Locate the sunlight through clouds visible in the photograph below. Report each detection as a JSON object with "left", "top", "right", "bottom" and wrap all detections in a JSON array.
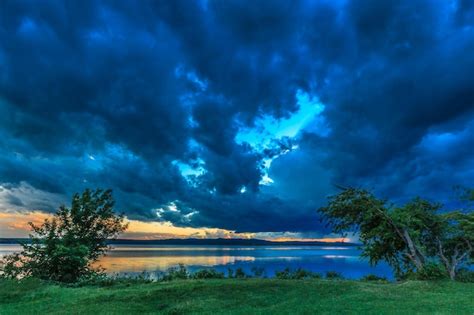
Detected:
[
  {"left": 235, "top": 90, "right": 325, "bottom": 148},
  {"left": 235, "top": 90, "right": 326, "bottom": 186}
]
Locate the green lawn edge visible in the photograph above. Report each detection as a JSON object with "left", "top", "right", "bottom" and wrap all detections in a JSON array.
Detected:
[{"left": 1, "top": 278, "right": 473, "bottom": 315}]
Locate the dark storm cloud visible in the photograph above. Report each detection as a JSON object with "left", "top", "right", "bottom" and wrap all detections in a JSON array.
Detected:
[
  {"left": 159, "top": 191, "right": 322, "bottom": 233},
  {"left": 298, "top": 0, "right": 474, "bottom": 203},
  {"left": 0, "top": 0, "right": 473, "bottom": 234}
]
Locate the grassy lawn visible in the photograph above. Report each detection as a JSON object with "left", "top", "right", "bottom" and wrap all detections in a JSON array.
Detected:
[{"left": 0, "top": 278, "right": 473, "bottom": 314}]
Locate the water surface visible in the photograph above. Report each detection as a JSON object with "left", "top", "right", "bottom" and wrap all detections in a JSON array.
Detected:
[{"left": 0, "top": 244, "right": 392, "bottom": 279}]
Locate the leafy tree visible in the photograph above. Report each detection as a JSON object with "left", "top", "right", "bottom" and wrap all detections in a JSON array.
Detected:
[
  {"left": 435, "top": 211, "right": 473, "bottom": 280},
  {"left": 319, "top": 188, "right": 430, "bottom": 276},
  {"left": 424, "top": 189, "right": 473, "bottom": 280},
  {"left": 318, "top": 187, "right": 473, "bottom": 280},
  {"left": 1, "top": 189, "right": 128, "bottom": 283}
]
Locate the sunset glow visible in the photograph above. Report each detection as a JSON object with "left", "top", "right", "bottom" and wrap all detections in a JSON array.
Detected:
[{"left": 0, "top": 211, "right": 348, "bottom": 243}]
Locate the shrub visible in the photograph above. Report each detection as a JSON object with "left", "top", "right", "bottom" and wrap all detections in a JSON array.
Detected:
[
  {"left": 325, "top": 271, "right": 343, "bottom": 279},
  {"left": 411, "top": 263, "right": 448, "bottom": 281},
  {"left": 72, "top": 271, "right": 111, "bottom": 287},
  {"left": 251, "top": 267, "right": 265, "bottom": 278},
  {"left": 71, "top": 272, "right": 154, "bottom": 287},
  {"left": 361, "top": 274, "right": 388, "bottom": 282},
  {"left": 162, "top": 264, "right": 189, "bottom": 281},
  {"left": 293, "top": 268, "right": 321, "bottom": 280},
  {"left": 192, "top": 269, "right": 225, "bottom": 279},
  {"left": 275, "top": 268, "right": 291, "bottom": 279},
  {"left": 275, "top": 268, "right": 321, "bottom": 280},
  {"left": 455, "top": 269, "right": 474, "bottom": 283},
  {"left": 234, "top": 268, "right": 247, "bottom": 279}
]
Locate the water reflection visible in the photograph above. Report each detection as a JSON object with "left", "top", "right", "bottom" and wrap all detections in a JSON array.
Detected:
[
  {"left": 0, "top": 244, "right": 393, "bottom": 279},
  {"left": 95, "top": 255, "right": 255, "bottom": 272}
]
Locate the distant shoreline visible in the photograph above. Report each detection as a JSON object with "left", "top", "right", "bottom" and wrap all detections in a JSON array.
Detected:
[{"left": 0, "top": 237, "right": 358, "bottom": 247}]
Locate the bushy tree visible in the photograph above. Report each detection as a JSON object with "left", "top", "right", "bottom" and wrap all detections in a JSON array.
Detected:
[
  {"left": 1, "top": 189, "right": 128, "bottom": 282},
  {"left": 436, "top": 211, "right": 473, "bottom": 280},
  {"left": 318, "top": 187, "right": 473, "bottom": 280}
]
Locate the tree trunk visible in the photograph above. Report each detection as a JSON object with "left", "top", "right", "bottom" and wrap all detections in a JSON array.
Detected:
[
  {"left": 403, "top": 229, "right": 424, "bottom": 270},
  {"left": 437, "top": 238, "right": 472, "bottom": 281},
  {"left": 437, "top": 239, "right": 453, "bottom": 280},
  {"left": 374, "top": 207, "right": 428, "bottom": 271},
  {"left": 448, "top": 266, "right": 456, "bottom": 280}
]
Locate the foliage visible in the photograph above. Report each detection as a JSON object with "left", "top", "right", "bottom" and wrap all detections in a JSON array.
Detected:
[
  {"left": 325, "top": 271, "right": 343, "bottom": 279},
  {"left": 223, "top": 267, "right": 248, "bottom": 279},
  {"left": 233, "top": 267, "right": 247, "bottom": 278},
  {"left": 360, "top": 274, "right": 388, "bottom": 282},
  {"left": 455, "top": 269, "right": 474, "bottom": 283},
  {"left": 318, "top": 187, "right": 473, "bottom": 280},
  {"left": 274, "top": 268, "right": 291, "bottom": 279},
  {"left": 0, "top": 189, "right": 128, "bottom": 283},
  {"left": 435, "top": 211, "right": 474, "bottom": 280},
  {"left": 405, "top": 263, "right": 448, "bottom": 281},
  {"left": 250, "top": 266, "right": 265, "bottom": 278},
  {"left": 162, "top": 264, "right": 189, "bottom": 281},
  {"left": 192, "top": 269, "right": 225, "bottom": 279},
  {"left": 275, "top": 267, "right": 322, "bottom": 280},
  {"left": 71, "top": 272, "right": 154, "bottom": 287}
]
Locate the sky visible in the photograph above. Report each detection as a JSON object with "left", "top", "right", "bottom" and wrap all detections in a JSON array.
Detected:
[{"left": 0, "top": 0, "right": 474, "bottom": 241}]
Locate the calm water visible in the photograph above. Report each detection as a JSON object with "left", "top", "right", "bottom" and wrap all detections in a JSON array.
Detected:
[{"left": 0, "top": 244, "right": 392, "bottom": 279}]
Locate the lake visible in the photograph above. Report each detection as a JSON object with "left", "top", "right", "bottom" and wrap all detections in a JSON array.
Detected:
[{"left": 0, "top": 244, "right": 392, "bottom": 279}]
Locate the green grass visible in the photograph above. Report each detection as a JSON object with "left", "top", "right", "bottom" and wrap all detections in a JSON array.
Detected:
[{"left": 0, "top": 278, "right": 473, "bottom": 314}]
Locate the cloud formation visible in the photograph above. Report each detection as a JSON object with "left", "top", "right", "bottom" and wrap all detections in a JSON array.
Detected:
[{"left": 0, "top": 0, "right": 473, "bottom": 235}]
